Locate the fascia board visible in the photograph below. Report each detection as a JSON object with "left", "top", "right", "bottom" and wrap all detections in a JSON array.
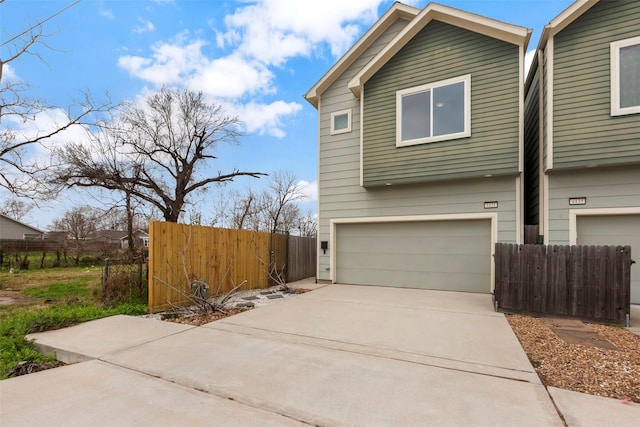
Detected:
[
  {"left": 303, "top": 3, "right": 419, "bottom": 109},
  {"left": 348, "top": 3, "right": 531, "bottom": 98},
  {"left": 536, "top": 0, "right": 599, "bottom": 50}
]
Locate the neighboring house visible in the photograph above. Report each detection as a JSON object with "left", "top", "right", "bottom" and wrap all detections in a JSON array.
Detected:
[
  {"left": 0, "top": 213, "right": 44, "bottom": 241},
  {"left": 120, "top": 230, "right": 149, "bottom": 250},
  {"left": 305, "top": 3, "right": 531, "bottom": 292},
  {"left": 524, "top": 0, "right": 640, "bottom": 303}
]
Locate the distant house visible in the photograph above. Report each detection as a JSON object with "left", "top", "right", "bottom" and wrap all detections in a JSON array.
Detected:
[
  {"left": 524, "top": 0, "right": 640, "bottom": 303},
  {"left": 0, "top": 214, "right": 45, "bottom": 241},
  {"left": 120, "top": 230, "right": 149, "bottom": 250}
]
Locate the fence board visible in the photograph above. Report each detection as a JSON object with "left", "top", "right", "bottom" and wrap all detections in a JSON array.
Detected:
[
  {"left": 148, "top": 222, "right": 316, "bottom": 313},
  {"left": 494, "top": 243, "right": 631, "bottom": 325},
  {"left": 286, "top": 236, "right": 317, "bottom": 282}
]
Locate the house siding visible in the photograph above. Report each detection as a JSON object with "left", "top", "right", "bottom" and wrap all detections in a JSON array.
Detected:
[
  {"left": 0, "top": 215, "right": 43, "bottom": 240},
  {"left": 547, "top": 166, "right": 640, "bottom": 244},
  {"left": 524, "top": 67, "right": 540, "bottom": 225},
  {"left": 552, "top": 0, "right": 640, "bottom": 169},
  {"left": 362, "top": 20, "right": 521, "bottom": 186},
  {"left": 318, "top": 18, "right": 410, "bottom": 281}
]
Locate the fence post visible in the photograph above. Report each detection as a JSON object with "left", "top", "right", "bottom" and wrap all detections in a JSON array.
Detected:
[{"left": 102, "top": 258, "right": 110, "bottom": 302}]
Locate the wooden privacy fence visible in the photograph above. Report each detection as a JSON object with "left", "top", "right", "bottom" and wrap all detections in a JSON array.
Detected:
[
  {"left": 148, "top": 222, "right": 316, "bottom": 313},
  {"left": 286, "top": 235, "right": 317, "bottom": 282},
  {"left": 494, "top": 243, "right": 631, "bottom": 325}
]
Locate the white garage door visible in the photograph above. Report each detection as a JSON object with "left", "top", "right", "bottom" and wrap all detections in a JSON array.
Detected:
[
  {"left": 335, "top": 220, "right": 492, "bottom": 293},
  {"left": 576, "top": 215, "right": 640, "bottom": 304}
]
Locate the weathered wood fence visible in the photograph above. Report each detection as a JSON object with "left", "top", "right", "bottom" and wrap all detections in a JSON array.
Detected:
[
  {"left": 148, "top": 222, "right": 315, "bottom": 313},
  {"left": 494, "top": 243, "right": 631, "bottom": 325},
  {"left": 286, "top": 235, "right": 317, "bottom": 282}
]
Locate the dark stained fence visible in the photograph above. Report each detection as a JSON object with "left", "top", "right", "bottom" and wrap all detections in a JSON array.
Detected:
[
  {"left": 524, "top": 225, "right": 540, "bottom": 245},
  {"left": 494, "top": 243, "right": 631, "bottom": 325},
  {"left": 286, "top": 236, "right": 316, "bottom": 282}
]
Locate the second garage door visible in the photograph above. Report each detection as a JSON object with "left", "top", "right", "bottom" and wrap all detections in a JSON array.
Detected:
[
  {"left": 576, "top": 214, "right": 640, "bottom": 304},
  {"left": 335, "top": 219, "right": 492, "bottom": 293}
]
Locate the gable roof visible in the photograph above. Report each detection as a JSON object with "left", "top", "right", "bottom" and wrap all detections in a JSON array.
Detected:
[
  {"left": 536, "top": 0, "right": 599, "bottom": 51},
  {"left": 348, "top": 2, "right": 532, "bottom": 99},
  {"left": 303, "top": 2, "right": 419, "bottom": 108},
  {"left": 525, "top": 0, "right": 599, "bottom": 92}
]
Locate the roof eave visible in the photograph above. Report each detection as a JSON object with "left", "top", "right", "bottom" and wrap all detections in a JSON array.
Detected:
[
  {"left": 348, "top": 2, "right": 532, "bottom": 99},
  {"left": 303, "top": 2, "right": 420, "bottom": 109}
]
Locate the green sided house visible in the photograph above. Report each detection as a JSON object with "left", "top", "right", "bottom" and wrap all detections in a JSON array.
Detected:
[
  {"left": 305, "top": 3, "right": 531, "bottom": 293},
  {"left": 524, "top": 0, "right": 640, "bottom": 303}
]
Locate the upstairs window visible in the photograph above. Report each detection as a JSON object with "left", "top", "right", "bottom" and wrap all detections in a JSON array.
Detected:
[
  {"left": 396, "top": 74, "right": 471, "bottom": 147},
  {"left": 611, "top": 36, "right": 640, "bottom": 116},
  {"left": 330, "top": 109, "right": 352, "bottom": 135}
]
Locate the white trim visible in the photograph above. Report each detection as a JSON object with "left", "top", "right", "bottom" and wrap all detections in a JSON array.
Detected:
[
  {"left": 359, "top": 90, "right": 364, "bottom": 187},
  {"left": 395, "top": 74, "right": 471, "bottom": 147},
  {"left": 518, "top": 44, "right": 524, "bottom": 173},
  {"left": 610, "top": 36, "right": 640, "bottom": 116},
  {"left": 330, "top": 109, "right": 352, "bottom": 135},
  {"left": 545, "top": 38, "right": 554, "bottom": 170},
  {"left": 316, "top": 97, "right": 322, "bottom": 280},
  {"left": 537, "top": 50, "right": 546, "bottom": 237},
  {"left": 515, "top": 175, "right": 522, "bottom": 244},
  {"left": 543, "top": 174, "right": 550, "bottom": 245},
  {"left": 536, "top": 0, "right": 598, "bottom": 52},
  {"left": 304, "top": 3, "right": 419, "bottom": 108},
  {"left": 348, "top": 3, "right": 531, "bottom": 98},
  {"left": 569, "top": 207, "right": 640, "bottom": 245},
  {"left": 329, "top": 213, "right": 498, "bottom": 291}
]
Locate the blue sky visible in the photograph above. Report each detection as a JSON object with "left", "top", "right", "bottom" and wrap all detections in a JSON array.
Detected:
[{"left": 2, "top": 0, "right": 575, "bottom": 229}]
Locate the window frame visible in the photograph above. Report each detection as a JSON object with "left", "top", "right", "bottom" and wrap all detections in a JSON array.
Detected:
[
  {"left": 610, "top": 35, "right": 640, "bottom": 116},
  {"left": 396, "top": 74, "right": 471, "bottom": 147},
  {"left": 330, "top": 109, "right": 352, "bottom": 135}
]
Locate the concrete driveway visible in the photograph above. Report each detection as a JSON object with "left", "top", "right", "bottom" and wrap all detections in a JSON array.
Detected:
[{"left": 2, "top": 285, "right": 637, "bottom": 426}]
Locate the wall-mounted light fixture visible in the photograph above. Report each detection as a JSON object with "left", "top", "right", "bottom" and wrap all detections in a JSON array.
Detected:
[
  {"left": 320, "top": 241, "right": 328, "bottom": 254},
  {"left": 569, "top": 197, "right": 587, "bottom": 205}
]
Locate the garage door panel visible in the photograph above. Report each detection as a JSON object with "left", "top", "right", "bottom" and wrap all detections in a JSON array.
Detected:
[
  {"left": 576, "top": 215, "right": 640, "bottom": 304},
  {"left": 335, "top": 220, "right": 491, "bottom": 293}
]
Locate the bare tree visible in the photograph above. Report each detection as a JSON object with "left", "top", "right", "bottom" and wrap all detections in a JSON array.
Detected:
[
  {"left": 49, "top": 206, "right": 100, "bottom": 265},
  {"left": 54, "top": 87, "right": 266, "bottom": 222},
  {"left": 261, "top": 171, "right": 308, "bottom": 234},
  {"left": 1, "top": 25, "right": 111, "bottom": 196},
  {"left": 0, "top": 197, "right": 33, "bottom": 219}
]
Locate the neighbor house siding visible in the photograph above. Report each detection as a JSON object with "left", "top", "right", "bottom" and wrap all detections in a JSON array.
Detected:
[
  {"left": 524, "top": 67, "right": 540, "bottom": 225},
  {"left": 552, "top": 0, "right": 640, "bottom": 169},
  {"left": 317, "top": 19, "right": 410, "bottom": 280},
  {"left": 547, "top": 166, "right": 640, "bottom": 244},
  {"left": 0, "top": 215, "right": 43, "bottom": 240},
  {"left": 362, "top": 20, "right": 521, "bottom": 186}
]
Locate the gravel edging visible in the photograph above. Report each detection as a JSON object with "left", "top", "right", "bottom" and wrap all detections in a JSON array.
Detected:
[{"left": 507, "top": 314, "right": 640, "bottom": 403}]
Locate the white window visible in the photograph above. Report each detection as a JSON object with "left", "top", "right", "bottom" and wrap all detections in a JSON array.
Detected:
[
  {"left": 330, "top": 109, "right": 352, "bottom": 135},
  {"left": 611, "top": 36, "right": 640, "bottom": 116},
  {"left": 396, "top": 74, "right": 471, "bottom": 147}
]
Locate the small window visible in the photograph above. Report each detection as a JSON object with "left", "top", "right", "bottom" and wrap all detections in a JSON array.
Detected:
[
  {"left": 330, "top": 109, "right": 351, "bottom": 135},
  {"left": 611, "top": 36, "right": 640, "bottom": 116},
  {"left": 396, "top": 75, "right": 471, "bottom": 147}
]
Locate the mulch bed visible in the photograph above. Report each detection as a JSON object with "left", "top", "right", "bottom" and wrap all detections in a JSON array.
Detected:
[{"left": 507, "top": 314, "right": 640, "bottom": 403}]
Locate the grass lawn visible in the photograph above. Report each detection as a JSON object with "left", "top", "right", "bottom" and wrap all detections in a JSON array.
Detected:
[{"left": 0, "top": 266, "right": 148, "bottom": 379}]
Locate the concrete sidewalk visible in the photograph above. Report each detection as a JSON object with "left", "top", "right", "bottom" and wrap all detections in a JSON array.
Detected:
[{"left": 2, "top": 284, "right": 639, "bottom": 426}]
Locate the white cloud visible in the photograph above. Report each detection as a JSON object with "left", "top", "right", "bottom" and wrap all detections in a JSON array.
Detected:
[
  {"left": 117, "top": 0, "right": 386, "bottom": 137},
  {"left": 133, "top": 17, "right": 155, "bottom": 34},
  {"left": 297, "top": 179, "right": 318, "bottom": 202},
  {"left": 186, "top": 54, "right": 275, "bottom": 99},
  {"left": 99, "top": 8, "right": 114, "bottom": 20},
  {"left": 220, "top": 0, "right": 382, "bottom": 63},
  {"left": 1, "top": 62, "right": 18, "bottom": 81},
  {"left": 230, "top": 100, "right": 302, "bottom": 138}
]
